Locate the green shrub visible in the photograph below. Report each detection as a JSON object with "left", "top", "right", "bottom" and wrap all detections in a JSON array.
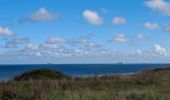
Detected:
[{"left": 13, "top": 68, "right": 69, "bottom": 81}]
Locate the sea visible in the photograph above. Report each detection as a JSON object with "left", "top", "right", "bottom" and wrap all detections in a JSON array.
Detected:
[{"left": 0, "top": 64, "right": 170, "bottom": 81}]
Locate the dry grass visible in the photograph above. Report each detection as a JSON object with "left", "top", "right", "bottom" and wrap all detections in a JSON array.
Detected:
[{"left": 0, "top": 67, "right": 170, "bottom": 100}]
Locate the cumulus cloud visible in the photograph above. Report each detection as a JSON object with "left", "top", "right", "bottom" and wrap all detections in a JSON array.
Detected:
[
  {"left": 74, "top": 48, "right": 88, "bottom": 56},
  {"left": 83, "top": 10, "right": 103, "bottom": 25},
  {"left": 39, "top": 43, "right": 59, "bottom": 49},
  {"left": 154, "top": 44, "right": 167, "bottom": 56},
  {"left": 20, "top": 42, "right": 70, "bottom": 58},
  {"left": 5, "top": 37, "right": 29, "bottom": 48},
  {"left": 85, "top": 42, "right": 100, "bottom": 48},
  {"left": 145, "top": 0, "right": 170, "bottom": 16},
  {"left": 46, "top": 37, "right": 66, "bottom": 43},
  {"left": 16, "top": 36, "right": 106, "bottom": 58},
  {"left": 134, "top": 49, "right": 158, "bottom": 57},
  {"left": 70, "top": 37, "right": 91, "bottom": 46},
  {"left": 2, "top": 37, "right": 169, "bottom": 61},
  {"left": 137, "top": 34, "right": 145, "bottom": 39},
  {"left": 3, "top": 34, "right": 169, "bottom": 60},
  {"left": 111, "top": 33, "right": 129, "bottom": 43},
  {"left": 71, "top": 37, "right": 102, "bottom": 49},
  {"left": 35, "top": 52, "right": 42, "bottom": 57},
  {"left": 144, "top": 22, "right": 158, "bottom": 30},
  {"left": 137, "top": 49, "right": 143, "bottom": 55},
  {"left": 163, "top": 25, "right": 170, "bottom": 32},
  {"left": 112, "top": 17, "right": 127, "bottom": 25},
  {"left": 0, "top": 27, "right": 14, "bottom": 36},
  {"left": 26, "top": 43, "right": 38, "bottom": 50},
  {"left": 29, "top": 7, "right": 56, "bottom": 22}
]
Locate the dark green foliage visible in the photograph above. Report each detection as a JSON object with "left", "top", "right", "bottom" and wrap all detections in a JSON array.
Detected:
[{"left": 13, "top": 68, "right": 69, "bottom": 81}]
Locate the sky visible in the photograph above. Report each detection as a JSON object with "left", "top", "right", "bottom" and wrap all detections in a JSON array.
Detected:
[{"left": 0, "top": 0, "right": 170, "bottom": 64}]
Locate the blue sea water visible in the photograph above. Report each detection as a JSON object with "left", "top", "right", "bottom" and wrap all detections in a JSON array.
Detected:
[{"left": 0, "top": 64, "right": 170, "bottom": 81}]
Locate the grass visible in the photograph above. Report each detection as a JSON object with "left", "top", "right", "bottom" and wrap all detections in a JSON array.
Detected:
[{"left": 0, "top": 67, "right": 170, "bottom": 100}]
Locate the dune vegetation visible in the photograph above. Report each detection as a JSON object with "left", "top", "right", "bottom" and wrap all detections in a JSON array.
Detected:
[{"left": 0, "top": 67, "right": 170, "bottom": 100}]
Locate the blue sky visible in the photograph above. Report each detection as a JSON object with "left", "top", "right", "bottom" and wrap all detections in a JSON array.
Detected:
[{"left": 0, "top": 0, "right": 170, "bottom": 64}]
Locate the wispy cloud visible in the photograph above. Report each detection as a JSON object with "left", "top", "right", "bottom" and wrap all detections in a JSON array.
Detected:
[
  {"left": 45, "top": 37, "right": 67, "bottom": 44},
  {"left": 137, "top": 34, "right": 145, "bottom": 40},
  {"left": 5, "top": 37, "right": 29, "bottom": 48},
  {"left": 27, "top": 7, "right": 57, "bottom": 22},
  {"left": 144, "top": 22, "right": 158, "bottom": 30},
  {"left": 163, "top": 25, "right": 170, "bottom": 32},
  {"left": 110, "top": 33, "right": 129, "bottom": 43},
  {"left": 112, "top": 17, "right": 127, "bottom": 25},
  {"left": 26, "top": 43, "right": 39, "bottom": 50}
]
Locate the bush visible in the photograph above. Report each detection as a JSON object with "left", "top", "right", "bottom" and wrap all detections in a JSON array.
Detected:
[{"left": 13, "top": 68, "right": 69, "bottom": 81}]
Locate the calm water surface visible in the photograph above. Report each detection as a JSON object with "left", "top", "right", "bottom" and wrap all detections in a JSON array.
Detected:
[{"left": 0, "top": 64, "right": 169, "bottom": 81}]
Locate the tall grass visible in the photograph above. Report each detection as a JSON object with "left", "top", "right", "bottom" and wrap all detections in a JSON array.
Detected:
[{"left": 0, "top": 67, "right": 170, "bottom": 100}]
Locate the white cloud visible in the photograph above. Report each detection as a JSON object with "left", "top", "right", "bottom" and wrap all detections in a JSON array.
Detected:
[
  {"left": 154, "top": 44, "right": 167, "bottom": 56},
  {"left": 26, "top": 43, "right": 38, "bottom": 50},
  {"left": 137, "top": 49, "right": 143, "bottom": 55},
  {"left": 74, "top": 48, "right": 88, "bottom": 56},
  {"left": 0, "top": 27, "right": 14, "bottom": 36},
  {"left": 135, "top": 49, "right": 155, "bottom": 57},
  {"left": 86, "top": 43, "right": 100, "bottom": 48},
  {"left": 35, "top": 52, "right": 42, "bottom": 56},
  {"left": 112, "top": 33, "right": 129, "bottom": 43},
  {"left": 137, "top": 34, "right": 145, "bottom": 39},
  {"left": 46, "top": 37, "right": 66, "bottom": 43},
  {"left": 112, "top": 17, "right": 127, "bottom": 25},
  {"left": 145, "top": 0, "right": 170, "bottom": 16},
  {"left": 5, "top": 37, "right": 29, "bottom": 48},
  {"left": 76, "top": 38, "right": 89, "bottom": 44},
  {"left": 83, "top": 10, "right": 103, "bottom": 25},
  {"left": 164, "top": 25, "right": 170, "bottom": 32},
  {"left": 144, "top": 22, "right": 158, "bottom": 30},
  {"left": 9, "top": 36, "right": 105, "bottom": 58},
  {"left": 30, "top": 7, "right": 56, "bottom": 22},
  {"left": 39, "top": 43, "right": 59, "bottom": 49}
]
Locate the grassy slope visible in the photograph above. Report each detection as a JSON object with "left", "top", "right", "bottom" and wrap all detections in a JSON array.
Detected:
[{"left": 0, "top": 67, "right": 170, "bottom": 100}]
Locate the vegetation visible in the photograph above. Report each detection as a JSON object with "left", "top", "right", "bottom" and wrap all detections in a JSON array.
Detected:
[
  {"left": 0, "top": 67, "right": 170, "bottom": 100},
  {"left": 13, "top": 68, "right": 69, "bottom": 81}
]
